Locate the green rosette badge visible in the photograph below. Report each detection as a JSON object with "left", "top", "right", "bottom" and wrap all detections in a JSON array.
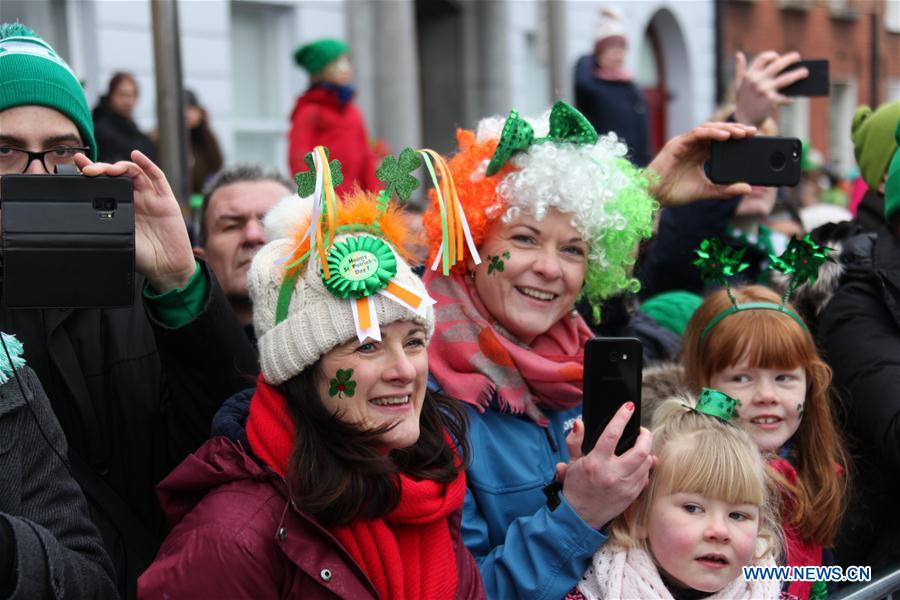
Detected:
[{"left": 323, "top": 236, "right": 397, "bottom": 299}]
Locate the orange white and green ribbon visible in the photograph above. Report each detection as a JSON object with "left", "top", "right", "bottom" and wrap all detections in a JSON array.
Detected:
[{"left": 419, "top": 149, "right": 481, "bottom": 275}]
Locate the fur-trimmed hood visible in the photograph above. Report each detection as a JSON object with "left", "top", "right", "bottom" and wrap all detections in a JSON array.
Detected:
[
  {"left": 640, "top": 362, "right": 689, "bottom": 428},
  {"left": 771, "top": 221, "right": 875, "bottom": 325}
]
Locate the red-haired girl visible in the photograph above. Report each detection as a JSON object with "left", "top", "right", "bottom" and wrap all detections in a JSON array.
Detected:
[{"left": 681, "top": 284, "right": 848, "bottom": 600}]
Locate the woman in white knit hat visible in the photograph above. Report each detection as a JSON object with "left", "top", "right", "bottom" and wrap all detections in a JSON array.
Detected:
[
  {"left": 138, "top": 154, "right": 484, "bottom": 599},
  {"left": 574, "top": 6, "right": 651, "bottom": 166}
]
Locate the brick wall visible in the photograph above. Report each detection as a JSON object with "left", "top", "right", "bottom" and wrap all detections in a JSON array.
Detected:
[{"left": 722, "top": 0, "right": 900, "bottom": 165}]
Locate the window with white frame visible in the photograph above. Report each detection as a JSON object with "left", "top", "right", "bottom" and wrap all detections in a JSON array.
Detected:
[
  {"left": 886, "top": 0, "right": 900, "bottom": 33},
  {"left": 887, "top": 79, "right": 900, "bottom": 102},
  {"left": 829, "top": 80, "right": 857, "bottom": 177},
  {"left": 778, "top": 97, "right": 810, "bottom": 142},
  {"left": 230, "top": 1, "right": 295, "bottom": 170}
]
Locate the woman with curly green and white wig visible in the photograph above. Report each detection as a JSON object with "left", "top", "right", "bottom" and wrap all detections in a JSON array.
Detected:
[{"left": 421, "top": 101, "right": 758, "bottom": 598}]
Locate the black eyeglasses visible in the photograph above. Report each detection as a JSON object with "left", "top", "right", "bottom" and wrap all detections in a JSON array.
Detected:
[{"left": 0, "top": 145, "right": 90, "bottom": 174}]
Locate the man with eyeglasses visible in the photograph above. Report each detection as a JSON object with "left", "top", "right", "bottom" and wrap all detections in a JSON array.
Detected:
[{"left": 0, "top": 22, "right": 257, "bottom": 598}]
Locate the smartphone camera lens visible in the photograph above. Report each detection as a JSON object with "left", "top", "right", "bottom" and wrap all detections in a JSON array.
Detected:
[
  {"left": 93, "top": 198, "right": 116, "bottom": 212},
  {"left": 608, "top": 351, "right": 618, "bottom": 362},
  {"left": 770, "top": 151, "right": 786, "bottom": 172}
]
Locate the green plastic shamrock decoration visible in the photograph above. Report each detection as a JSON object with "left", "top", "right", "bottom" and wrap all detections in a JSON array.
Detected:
[
  {"left": 328, "top": 369, "right": 356, "bottom": 398},
  {"left": 295, "top": 148, "right": 344, "bottom": 197},
  {"left": 376, "top": 147, "right": 422, "bottom": 208},
  {"left": 769, "top": 235, "right": 831, "bottom": 298},
  {"left": 487, "top": 251, "right": 510, "bottom": 275},
  {"left": 692, "top": 238, "right": 749, "bottom": 298}
]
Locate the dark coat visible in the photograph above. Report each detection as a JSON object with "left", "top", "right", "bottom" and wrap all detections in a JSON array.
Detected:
[
  {"left": 138, "top": 435, "right": 484, "bottom": 599},
  {"left": 637, "top": 197, "right": 768, "bottom": 299},
  {"left": 574, "top": 55, "right": 650, "bottom": 167},
  {"left": 817, "top": 225, "right": 900, "bottom": 575},
  {"left": 0, "top": 261, "right": 259, "bottom": 598},
  {"left": 92, "top": 104, "right": 157, "bottom": 164},
  {"left": 0, "top": 366, "right": 116, "bottom": 599}
]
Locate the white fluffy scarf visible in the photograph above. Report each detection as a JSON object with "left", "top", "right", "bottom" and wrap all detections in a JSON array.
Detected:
[{"left": 576, "top": 545, "right": 781, "bottom": 600}]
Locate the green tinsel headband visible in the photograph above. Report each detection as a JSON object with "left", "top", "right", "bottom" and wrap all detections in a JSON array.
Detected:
[{"left": 693, "top": 235, "right": 829, "bottom": 343}]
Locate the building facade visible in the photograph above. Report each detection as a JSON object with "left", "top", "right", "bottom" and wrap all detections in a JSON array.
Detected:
[
  {"left": 721, "top": 0, "right": 900, "bottom": 175},
  {"left": 6, "top": 1, "right": 894, "bottom": 180}
]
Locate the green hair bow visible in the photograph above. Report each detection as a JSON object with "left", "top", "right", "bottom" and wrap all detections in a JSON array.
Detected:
[{"left": 485, "top": 100, "right": 599, "bottom": 176}]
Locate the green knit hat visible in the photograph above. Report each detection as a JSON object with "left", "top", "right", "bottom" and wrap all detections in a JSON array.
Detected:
[
  {"left": 885, "top": 119, "right": 900, "bottom": 221},
  {"left": 851, "top": 100, "right": 900, "bottom": 191},
  {"left": 640, "top": 290, "right": 704, "bottom": 336},
  {"left": 0, "top": 23, "right": 96, "bottom": 160},
  {"left": 293, "top": 38, "right": 349, "bottom": 76}
]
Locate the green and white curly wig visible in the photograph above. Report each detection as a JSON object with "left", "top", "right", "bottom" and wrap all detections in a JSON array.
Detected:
[{"left": 475, "top": 111, "right": 658, "bottom": 318}]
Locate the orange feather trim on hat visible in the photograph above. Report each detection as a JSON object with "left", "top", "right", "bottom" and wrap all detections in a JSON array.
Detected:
[{"left": 282, "top": 188, "right": 420, "bottom": 276}]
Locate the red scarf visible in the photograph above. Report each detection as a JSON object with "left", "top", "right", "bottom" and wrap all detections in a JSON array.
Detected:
[
  {"left": 769, "top": 458, "right": 822, "bottom": 600},
  {"left": 246, "top": 376, "right": 465, "bottom": 599},
  {"left": 424, "top": 271, "right": 594, "bottom": 426}
]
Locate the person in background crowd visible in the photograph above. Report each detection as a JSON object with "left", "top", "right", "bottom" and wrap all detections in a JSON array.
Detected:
[
  {"left": 811, "top": 119, "right": 900, "bottom": 576},
  {"left": 0, "top": 23, "right": 257, "bottom": 598},
  {"left": 139, "top": 190, "right": 484, "bottom": 599},
  {"left": 638, "top": 50, "right": 808, "bottom": 299},
  {"left": 849, "top": 100, "right": 900, "bottom": 232},
  {"left": 420, "top": 98, "right": 759, "bottom": 598},
  {"left": 194, "top": 163, "right": 293, "bottom": 333},
  {"left": 574, "top": 7, "right": 650, "bottom": 166},
  {"left": 92, "top": 70, "right": 156, "bottom": 163},
  {"left": 288, "top": 38, "right": 379, "bottom": 193},
  {"left": 0, "top": 335, "right": 116, "bottom": 599},
  {"left": 185, "top": 88, "right": 224, "bottom": 196},
  {"left": 791, "top": 142, "right": 852, "bottom": 232},
  {"left": 682, "top": 285, "right": 848, "bottom": 599},
  {"left": 570, "top": 394, "right": 782, "bottom": 600}
]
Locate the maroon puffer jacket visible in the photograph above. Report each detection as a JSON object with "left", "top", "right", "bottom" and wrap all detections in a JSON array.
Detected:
[{"left": 137, "top": 437, "right": 484, "bottom": 599}]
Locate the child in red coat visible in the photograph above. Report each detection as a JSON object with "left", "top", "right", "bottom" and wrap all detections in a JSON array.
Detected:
[{"left": 288, "top": 38, "right": 379, "bottom": 193}]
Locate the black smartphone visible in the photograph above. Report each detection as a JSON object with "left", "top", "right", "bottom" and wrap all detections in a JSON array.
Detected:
[
  {"left": 581, "top": 337, "right": 643, "bottom": 456},
  {"left": 0, "top": 174, "right": 135, "bottom": 308},
  {"left": 778, "top": 59, "right": 829, "bottom": 97},
  {"left": 708, "top": 136, "right": 802, "bottom": 187}
]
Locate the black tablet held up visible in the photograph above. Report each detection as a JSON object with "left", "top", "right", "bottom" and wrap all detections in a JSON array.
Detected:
[
  {"left": 581, "top": 337, "right": 643, "bottom": 456},
  {"left": 1, "top": 173, "right": 135, "bottom": 308}
]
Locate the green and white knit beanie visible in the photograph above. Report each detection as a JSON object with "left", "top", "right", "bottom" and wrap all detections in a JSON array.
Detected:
[{"left": 0, "top": 23, "right": 97, "bottom": 160}]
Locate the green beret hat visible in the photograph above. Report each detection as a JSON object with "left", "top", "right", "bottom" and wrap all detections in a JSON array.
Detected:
[
  {"left": 640, "top": 291, "right": 704, "bottom": 337},
  {"left": 885, "top": 119, "right": 900, "bottom": 221},
  {"left": 851, "top": 100, "right": 900, "bottom": 191},
  {"left": 293, "top": 38, "right": 349, "bottom": 76}
]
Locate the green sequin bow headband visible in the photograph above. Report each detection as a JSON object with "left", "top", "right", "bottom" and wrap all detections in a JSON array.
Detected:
[
  {"left": 485, "top": 100, "right": 599, "bottom": 176},
  {"left": 693, "top": 235, "right": 831, "bottom": 342},
  {"left": 690, "top": 388, "right": 741, "bottom": 422}
]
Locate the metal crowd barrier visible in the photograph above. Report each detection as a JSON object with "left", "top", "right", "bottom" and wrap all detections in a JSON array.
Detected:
[{"left": 832, "top": 566, "right": 900, "bottom": 600}]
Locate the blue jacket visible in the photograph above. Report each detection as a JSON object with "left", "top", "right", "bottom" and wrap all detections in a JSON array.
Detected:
[{"left": 460, "top": 402, "right": 606, "bottom": 599}]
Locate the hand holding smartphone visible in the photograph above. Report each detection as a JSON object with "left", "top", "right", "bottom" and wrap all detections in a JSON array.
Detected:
[
  {"left": 708, "top": 136, "right": 802, "bottom": 187},
  {"left": 778, "top": 59, "right": 829, "bottom": 97},
  {"left": 581, "top": 337, "right": 643, "bottom": 456}
]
